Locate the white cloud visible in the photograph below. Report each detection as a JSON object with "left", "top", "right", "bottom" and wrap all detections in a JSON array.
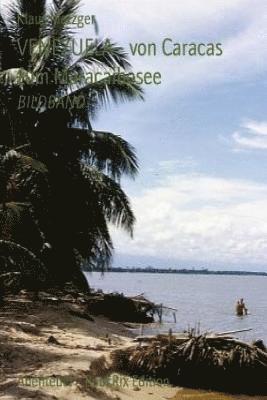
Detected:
[
  {"left": 112, "top": 173, "right": 267, "bottom": 267},
  {"left": 232, "top": 120, "right": 267, "bottom": 150},
  {"left": 158, "top": 9, "right": 267, "bottom": 95},
  {"left": 233, "top": 132, "right": 267, "bottom": 150},
  {"left": 88, "top": 0, "right": 258, "bottom": 40},
  {"left": 244, "top": 121, "right": 267, "bottom": 136},
  {"left": 1, "top": 0, "right": 266, "bottom": 95},
  {"left": 82, "top": 0, "right": 267, "bottom": 95}
]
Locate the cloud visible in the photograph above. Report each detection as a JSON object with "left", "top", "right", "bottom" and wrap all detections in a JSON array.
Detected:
[
  {"left": 233, "top": 132, "right": 267, "bottom": 150},
  {"left": 81, "top": 0, "right": 267, "bottom": 96},
  {"left": 158, "top": 9, "right": 267, "bottom": 96},
  {"left": 112, "top": 173, "right": 267, "bottom": 267},
  {"left": 244, "top": 121, "right": 267, "bottom": 136},
  {"left": 88, "top": 0, "right": 258, "bottom": 40},
  {"left": 232, "top": 120, "right": 267, "bottom": 150},
  {"left": 1, "top": 0, "right": 266, "bottom": 96}
]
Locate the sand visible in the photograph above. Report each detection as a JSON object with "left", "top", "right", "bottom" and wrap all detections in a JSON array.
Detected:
[
  {"left": 0, "top": 294, "right": 266, "bottom": 400},
  {"left": 0, "top": 295, "right": 178, "bottom": 400}
]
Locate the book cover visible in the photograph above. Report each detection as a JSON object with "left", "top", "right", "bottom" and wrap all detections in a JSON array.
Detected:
[{"left": 0, "top": 0, "right": 266, "bottom": 398}]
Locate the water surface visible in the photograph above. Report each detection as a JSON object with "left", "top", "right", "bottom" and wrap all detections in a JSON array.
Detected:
[{"left": 86, "top": 272, "right": 267, "bottom": 342}]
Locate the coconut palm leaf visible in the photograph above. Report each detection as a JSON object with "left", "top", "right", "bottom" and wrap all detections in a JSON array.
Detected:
[
  {"left": 85, "top": 130, "right": 138, "bottom": 180},
  {"left": 0, "top": 67, "right": 36, "bottom": 87},
  {"left": 0, "top": 239, "right": 47, "bottom": 279},
  {"left": 18, "top": 0, "right": 46, "bottom": 16},
  {"left": 47, "top": 0, "right": 80, "bottom": 42},
  {"left": 40, "top": 0, "right": 80, "bottom": 72},
  {"left": 70, "top": 72, "right": 144, "bottom": 103},
  {"left": 55, "top": 127, "right": 138, "bottom": 179},
  {"left": 77, "top": 205, "right": 113, "bottom": 270},
  {"left": 7, "top": 0, "right": 46, "bottom": 38},
  {"left": 81, "top": 164, "right": 135, "bottom": 235},
  {"left": 0, "top": 0, "right": 142, "bottom": 290},
  {"left": 63, "top": 73, "right": 144, "bottom": 123},
  {"left": 69, "top": 39, "right": 131, "bottom": 73},
  {"left": 6, "top": 0, "right": 47, "bottom": 68},
  {"left": 52, "top": 0, "right": 99, "bottom": 34},
  {"left": 51, "top": 0, "right": 80, "bottom": 16},
  {"left": 0, "top": 14, "right": 18, "bottom": 70},
  {"left": 0, "top": 202, "right": 45, "bottom": 252},
  {"left": 0, "top": 149, "right": 49, "bottom": 213},
  {"left": 3, "top": 149, "right": 48, "bottom": 174}
]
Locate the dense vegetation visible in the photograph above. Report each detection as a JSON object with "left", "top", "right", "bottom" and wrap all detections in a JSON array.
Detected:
[{"left": 0, "top": 0, "right": 143, "bottom": 291}]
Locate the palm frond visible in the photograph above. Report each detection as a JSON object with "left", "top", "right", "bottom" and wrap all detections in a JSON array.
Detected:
[
  {"left": 0, "top": 67, "right": 36, "bottom": 87},
  {"left": 45, "top": 1, "right": 79, "bottom": 48},
  {"left": 0, "top": 202, "right": 45, "bottom": 252},
  {"left": 8, "top": 0, "right": 47, "bottom": 19},
  {"left": 0, "top": 202, "right": 30, "bottom": 240},
  {"left": 0, "top": 239, "right": 47, "bottom": 280},
  {"left": 3, "top": 149, "right": 48, "bottom": 175},
  {"left": 64, "top": 73, "right": 144, "bottom": 120},
  {"left": 56, "top": 127, "right": 138, "bottom": 179},
  {"left": 77, "top": 208, "right": 113, "bottom": 271},
  {"left": 34, "top": 35, "right": 72, "bottom": 75},
  {"left": 0, "top": 0, "right": 141, "bottom": 283},
  {"left": 79, "top": 129, "right": 138, "bottom": 179},
  {"left": 69, "top": 39, "right": 131, "bottom": 73},
  {"left": 1, "top": 149, "right": 49, "bottom": 205},
  {"left": 51, "top": 0, "right": 80, "bottom": 16},
  {"left": 30, "top": 0, "right": 80, "bottom": 74},
  {"left": 81, "top": 164, "right": 135, "bottom": 235},
  {"left": 7, "top": 0, "right": 46, "bottom": 35},
  {"left": 6, "top": 0, "right": 47, "bottom": 68},
  {"left": 0, "top": 13, "right": 18, "bottom": 70}
]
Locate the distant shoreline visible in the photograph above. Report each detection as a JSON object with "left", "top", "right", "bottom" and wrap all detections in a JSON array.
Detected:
[{"left": 91, "top": 267, "right": 267, "bottom": 277}]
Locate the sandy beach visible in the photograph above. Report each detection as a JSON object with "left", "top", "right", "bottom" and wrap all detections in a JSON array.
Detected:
[
  {"left": 0, "top": 294, "right": 266, "bottom": 400},
  {"left": 0, "top": 295, "right": 177, "bottom": 400}
]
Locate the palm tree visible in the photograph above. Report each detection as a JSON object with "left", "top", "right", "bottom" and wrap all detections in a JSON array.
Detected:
[{"left": 0, "top": 0, "right": 144, "bottom": 291}]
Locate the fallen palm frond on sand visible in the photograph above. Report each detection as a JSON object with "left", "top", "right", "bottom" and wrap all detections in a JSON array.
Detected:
[{"left": 111, "top": 334, "right": 267, "bottom": 394}]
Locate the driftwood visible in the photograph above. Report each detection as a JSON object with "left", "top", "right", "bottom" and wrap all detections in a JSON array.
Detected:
[
  {"left": 111, "top": 334, "right": 267, "bottom": 394},
  {"left": 215, "top": 328, "right": 252, "bottom": 336},
  {"left": 134, "top": 328, "right": 253, "bottom": 343}
]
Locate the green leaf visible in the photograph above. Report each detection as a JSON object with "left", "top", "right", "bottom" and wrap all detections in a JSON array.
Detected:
[
  {"left": 70, "top": 39, "right": 131, "bottom": 73},
  {"left": 81, "top": 164, "right": 135, "bottom": 235},
  {"left": 85, "top": 130, "right": 138, "bottom": 179}
]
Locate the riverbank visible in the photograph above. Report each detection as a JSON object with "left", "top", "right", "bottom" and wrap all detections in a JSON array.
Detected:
[
  {"left": 0, "top": 293, "right": 177, "bottom": 400},
  {"left": 0, "top": 293, "right": 266, "bottom": 399},
  {"left": 92, "top": 267, "right": 267, "bottom": 277}
]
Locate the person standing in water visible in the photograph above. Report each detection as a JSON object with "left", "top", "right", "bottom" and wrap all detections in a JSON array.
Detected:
[
  {"left": 236, "top": 300, "right": 243, "bottom": 316},
  {"left": 236, "top": 298, "right": 248, "bottom": 316},
  {"left": 240, "top": 298, "right": 248, "bottom": 315}
]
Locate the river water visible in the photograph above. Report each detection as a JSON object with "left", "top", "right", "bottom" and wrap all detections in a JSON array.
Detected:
[{"left": 86, "top": 272, "right": 267, "bottom": 343}]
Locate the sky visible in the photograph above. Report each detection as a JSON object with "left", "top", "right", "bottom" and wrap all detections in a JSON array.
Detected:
[
  {"left": 1, "top": 0, "right": 266, "bottom": 270},
  {"left": 83, "top": 0, "right": 267, "bottom": 271}
]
